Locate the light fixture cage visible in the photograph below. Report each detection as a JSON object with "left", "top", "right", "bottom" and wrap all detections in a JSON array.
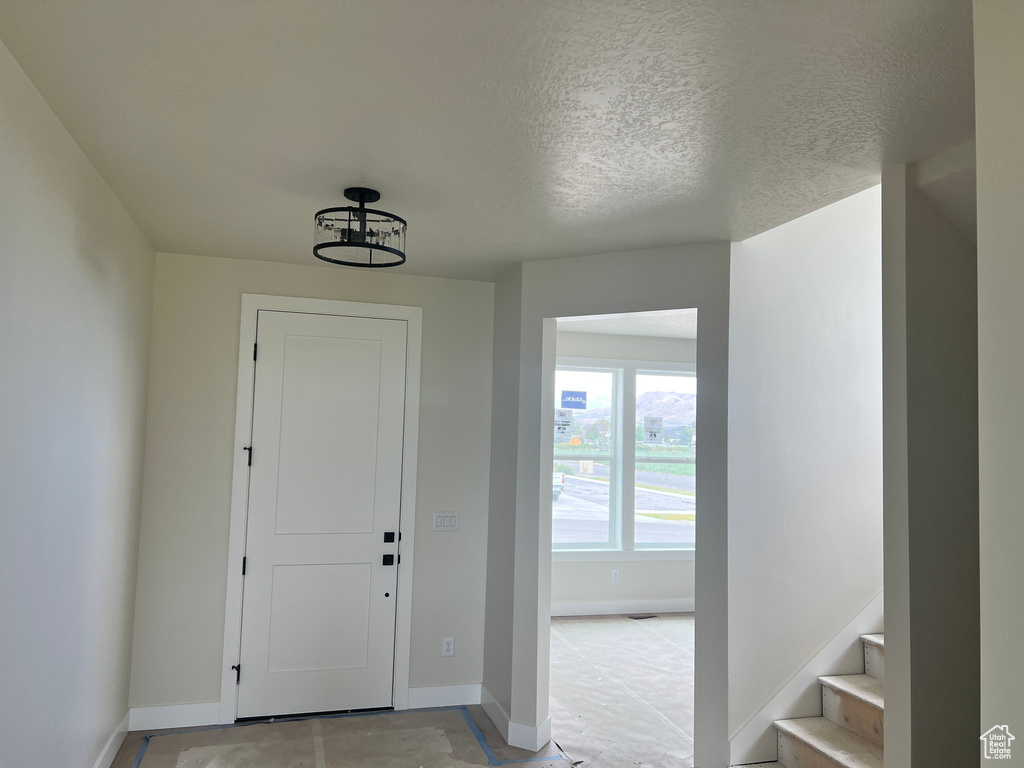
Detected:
[{"left": 314, "top": 188, "right": 407, "bottom": 268}]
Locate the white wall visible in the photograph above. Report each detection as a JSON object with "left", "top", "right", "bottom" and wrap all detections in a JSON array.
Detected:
[
  {"left": 552, "top": 330, "right": 696, "bottom": 612},
  {"left": 728, "top": 186, "right": 883, "bottom": 764},
  {"left": 881, "top": 164, "right": 978, "bottom": 767},
  {"left": 129, "top": 252, "right": 493, "bottom": 707},
  {"left": 556, "top": 331, "right": 696, "bottom": 363},
  {"left": 0, "top": 38, "right": 155, "bottom": 768},
  {"left": 551, "top": 559, "right": 694, "bottom": 610},
  {"left": 975, "top": 0, "right": 1024, "bottom": 753},
  {"left": 482, "top": 264, "right": 525, "bottom": 727},
  {"left": 484, "top": 244, "right": 730, "bottom": 763}
]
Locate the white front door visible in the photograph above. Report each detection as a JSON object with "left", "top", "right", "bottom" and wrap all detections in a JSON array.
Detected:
[{"left": 236, "top": 309, "right": 408, "bottom": 718}]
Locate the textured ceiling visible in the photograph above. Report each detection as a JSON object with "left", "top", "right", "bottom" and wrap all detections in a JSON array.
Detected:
[
  {"left": 558, "top": 309, "right": 698, "bottom": 339},
  {"left": 0, "top": 0, "right": 974, "bottom": 280}
]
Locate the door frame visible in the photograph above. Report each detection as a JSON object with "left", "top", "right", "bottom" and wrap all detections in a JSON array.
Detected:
[{"left": 218, "top": 293, "right": 422, "bottom": 723}]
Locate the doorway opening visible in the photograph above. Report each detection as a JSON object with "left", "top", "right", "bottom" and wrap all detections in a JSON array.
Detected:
[{"left": 547, "top": 308, "right": 697, "bottom": 766}]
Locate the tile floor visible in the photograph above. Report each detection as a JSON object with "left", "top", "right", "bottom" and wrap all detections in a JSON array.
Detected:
[{"left": 549, "top": 613, "right": 695, "bottom": 767}]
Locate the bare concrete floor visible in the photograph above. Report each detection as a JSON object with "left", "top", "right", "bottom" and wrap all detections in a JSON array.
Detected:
[
  {"left": 549, "top": 614, "right": 695, "bottom": 768},
  {"left": 111, "top": 705, "right": 564, "bottom": 768},
  {"left": 108, "top": 615, "right": 692, "bottom": 767}
]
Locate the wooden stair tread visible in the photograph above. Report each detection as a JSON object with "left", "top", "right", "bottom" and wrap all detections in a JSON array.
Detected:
[
  {"left": 860, "top": 633, "right": 884, "bottom": 649},
  {"left": 820, "top": 673, "right": 884, "bottom": 709},
  {"left": 775, "top": 717, "right": 883, "bottom": 768}
]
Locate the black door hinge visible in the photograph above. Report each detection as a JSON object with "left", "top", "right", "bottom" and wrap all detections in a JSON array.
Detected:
[
  {"left": 242, "top": 556, "right": 247, "bottom": 576},
  {"left": 253, "top": 342, "right": 258, "bottom": 361},
  {"left": 231, "top": 664, "right": 241, "bottom": 684},
  {"left": 243, "top": 446, "right": 252, "bottom": 466}
]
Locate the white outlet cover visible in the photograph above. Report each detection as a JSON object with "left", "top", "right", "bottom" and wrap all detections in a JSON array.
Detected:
[
  {"left": 442, "top": 637, "right": 455, "bottom": 656},
  {"left": 433, "top": 512, "right": 460, "bottom": 532}
]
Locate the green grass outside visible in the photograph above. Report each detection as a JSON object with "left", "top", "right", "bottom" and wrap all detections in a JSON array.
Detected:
[
  {"left": 635, "top": 461, "right": 695, "bottom": 477},
  {"left": 635, "top": 512, "right": 696, "bottom": 522}
]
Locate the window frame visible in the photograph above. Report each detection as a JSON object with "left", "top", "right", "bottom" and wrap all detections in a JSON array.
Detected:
[{"left": 552, "top": 356, "right": 696, "bottom": 556}]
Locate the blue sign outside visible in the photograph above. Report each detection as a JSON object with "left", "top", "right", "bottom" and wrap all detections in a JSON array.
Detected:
[{"left": 560, "top": 390, "right": 587, "bottom": 409}]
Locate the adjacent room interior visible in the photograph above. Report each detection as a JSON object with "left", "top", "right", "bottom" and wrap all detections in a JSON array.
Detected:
[{"left": 548, "top": 310, "right": 698, "bottom": 766}]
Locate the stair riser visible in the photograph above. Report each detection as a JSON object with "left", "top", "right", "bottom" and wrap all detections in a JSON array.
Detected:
[
  {"left": 863, "top": 643, "right": 884, "bottom": 683},
  {"left": 779, "top": 731, "right": 853, "bottom": 768},
  {"left": 822, "top": 685, "right": 884, "bottom": 749}
]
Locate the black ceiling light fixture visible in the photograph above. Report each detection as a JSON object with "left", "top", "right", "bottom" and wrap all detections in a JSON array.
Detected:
[{"left": 314, "top": 187, "right": 407, "bottom": 268}]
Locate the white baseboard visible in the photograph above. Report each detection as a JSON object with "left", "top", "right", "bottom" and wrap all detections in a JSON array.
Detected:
[
  {"left": 551, "top": 598, "right": 694, "bottom": 617},
  {"left": 92, "top": 711, "right": 129, "bottom": 768},
  {"left": 407, "top": 683, "right": 482, "bottom": 709},
  {"left": 128, "top": 701, "right": 225, "bottom": 732},
  {"left": 509, "top": 715, "right": 552, "bottom": 752},
  {"left": 480, "top": 685, "right": 552, "bottom": 752},
  {"left": 728, "top": 590, "right": 884, "bottom": 765},
  {"left": 128, "top": 686, "right": 481, "bottom": 733}
]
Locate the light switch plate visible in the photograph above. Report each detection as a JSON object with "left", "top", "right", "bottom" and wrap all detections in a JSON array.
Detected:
[{"left": 433, "top": 512, "right": 460, "bottom": 532}]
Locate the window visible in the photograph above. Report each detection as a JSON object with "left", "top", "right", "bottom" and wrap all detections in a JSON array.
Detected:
[
  {"left": 633, "top": 371, "right": 696, "bottom": 548},
  {"left": 552, "top": 367, "right": 617, "bottom": 547},
  {"left": 553, "top": 359, "right": 696, "bottom": 552}
]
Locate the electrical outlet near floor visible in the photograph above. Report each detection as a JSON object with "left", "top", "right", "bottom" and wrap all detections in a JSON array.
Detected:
[
  {"left": 442, "top": 637, "right": 455, "bottom": 657},
  {"left": 612, "top": 569, "right": 620, "bottom": 582}
]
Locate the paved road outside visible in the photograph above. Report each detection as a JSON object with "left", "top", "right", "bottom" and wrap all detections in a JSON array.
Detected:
[
  {"left": 553, "top": 476, "right": 695, "bottom": 546},
  {"left": 555, "top": 459, "right": 695, "bottom": 494}
]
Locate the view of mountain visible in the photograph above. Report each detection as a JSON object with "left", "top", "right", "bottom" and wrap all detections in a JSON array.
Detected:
[{"left": 572, "top": 391, "right": 696, "bottom": 425}]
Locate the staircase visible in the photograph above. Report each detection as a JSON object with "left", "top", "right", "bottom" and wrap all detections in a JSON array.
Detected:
[{"left": 746, "top": 633, "right": 885, "bottom": 768}]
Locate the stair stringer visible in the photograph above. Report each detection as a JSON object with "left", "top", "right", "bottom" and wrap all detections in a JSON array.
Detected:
[{"left": 729, "top": 591, "right": 883, "bottom": 765}]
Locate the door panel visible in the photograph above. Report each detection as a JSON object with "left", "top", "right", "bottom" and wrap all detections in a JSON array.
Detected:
[
  {"left": 237, "top": 310, "right": 407, "bottom": 718},
  {"left": 276, "top": 335, "right": 382, "bottom": 534},
  {"left": 266, "top": 563, "right": 371, "bottom": 672}
]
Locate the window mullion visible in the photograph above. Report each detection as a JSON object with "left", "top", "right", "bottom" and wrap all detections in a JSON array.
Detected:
[{"left": 620, "top": 364, "right": 637, "bottom": 551}]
